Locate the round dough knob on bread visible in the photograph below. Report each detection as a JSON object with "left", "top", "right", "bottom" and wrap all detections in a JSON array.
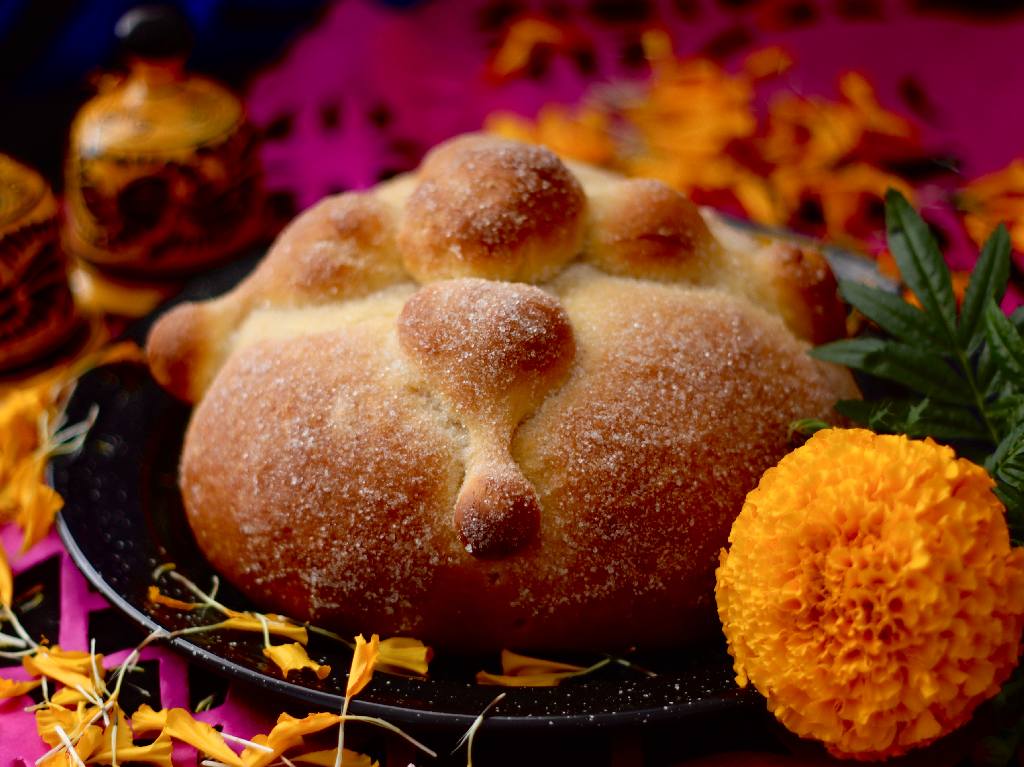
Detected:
[{"left": 398, "top": 135, "right": 586, "bottom": 284}]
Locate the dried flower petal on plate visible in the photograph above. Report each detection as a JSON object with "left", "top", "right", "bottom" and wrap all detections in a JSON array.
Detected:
[
  {"left": 476, "top": 649, "right": 609, "bottom": 687},
  {"left": 376, "top": 637, "right": 432, "bottom": 677},
  {"left": 346, "top": 634, "right": 380, "bottom": 699},
  {"left": 263, "top": 642, "right": 332, "bottom": 680},
  {"left": 716, "top": 428, "right": 1024, "bottom": 759},
  {"left": 146, "top": 584, "right": 202, "bottom": 611}
]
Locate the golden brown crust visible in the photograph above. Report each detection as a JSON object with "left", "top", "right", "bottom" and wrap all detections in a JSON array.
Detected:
[
  {"left": 149, "top": 132, "right": 860, "bottom": 651},
  {"left": 398, "top": 280, "right": 574, "bottom": 558},
  {"left": 180, "top": 272, "right": 856, "bottom": 651},
  {"left": 756, "top": 242, "right": 847, "bottom": 344},
  {"left": 397, "top": 135, "right": 586, "bottom": 283},
  {"left": 586, "top": 178, "right": 717, "bottom": 281}
]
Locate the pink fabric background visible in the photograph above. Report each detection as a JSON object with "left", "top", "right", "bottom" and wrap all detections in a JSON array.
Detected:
[{"left": 5, "top": 1, "right": 1024, "bottom": 763}]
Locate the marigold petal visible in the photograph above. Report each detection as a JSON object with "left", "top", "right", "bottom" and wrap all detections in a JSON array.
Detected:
[
  {"left": 742, "top": 46, "right": 792, "bottom": 80},
  {"left": 377, "top": 637, "right": 432, "bottom": 676},
  {"left": 0, "top": 539, "right": 12, "bottom": 609},
  {"left": 290, "top": 747, "right": 378, "bottom": 767},
  {"left": 87, "top": 731, "right": 174, "bottom": 767},
  {"left": 24, "top": 646, "right": 103, "bottom": 694},
  {"left": 36, "top": 702, "right": 101, "bottom": 748},
  {"left": 165, "top": 708, "right": 244, "bottom": 766},
  {"left": 220, "top": 615, "right": 308, "bottom": 644},
  {"left": 38, "top": 723, "right": 105, "bottom": 767},
  {"left": 346, "top": 634, "right": 380, "bottom": 699},
  {"left": 263, "top": 642, "right": 332, "bottom": 680},
  {"left": 15, "top": 461, "right": 64, "bottom": 553},
  {"left": 241, "top": 712, "right": 341, "bottom": 767},
  {"left": 130, "top": 703, "right": 167, "bottom": 734},
  {"left": 499, "top": 649, "right": 585, "bottom": 676},
  {"left": 146, "top": 585, "right": 201, "bottom": 611},
  {"left": 475, "top": 670, "right": 578, "bottom": 687},
  {"left": 0, "top": 674, "right": 40, "bottom": 698},
  {"left": 490, "top": 18, "right": 565, "bottom": 78}
]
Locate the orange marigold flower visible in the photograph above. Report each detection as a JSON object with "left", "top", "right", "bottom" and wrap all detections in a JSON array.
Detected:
[{"left": 716, "top": 428, "right": 1024, "bottom": 760}]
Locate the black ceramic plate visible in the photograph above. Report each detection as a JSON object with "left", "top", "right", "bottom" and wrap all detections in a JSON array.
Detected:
[{"left": 53, "top": 236, "right": 883, "bottom": 732}]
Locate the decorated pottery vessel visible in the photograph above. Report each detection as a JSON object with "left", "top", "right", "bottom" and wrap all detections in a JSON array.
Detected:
[
  {"left": 0, "top": 154, "right": 78, "bottom": 371},
  {"left": 63, "top": 6, "right": 262, "bottom": 276}
]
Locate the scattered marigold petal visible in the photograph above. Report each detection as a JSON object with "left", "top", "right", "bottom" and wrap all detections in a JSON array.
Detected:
[
  {"left": 13, "top": 455, "right": 64, "bottom": 553},
  {"left": 0, "top": 674, "right": 41, "bottom": 698},
  {"left": 489, "top": 17, "right": 566, "bottom": 78},
  {"left": 959, "top": 158, "right": 1024, "bottom": 253},
  {"left": 36, "top": 702, "right": 101, "bottom": 748},
  {"left": 24, "top": 646, "right": 104, "bottom": 694},
  {"left": 742, "top": 46, "right": 792, "bottom": 80},
  {"left": 131, "top": 705, "right": 243, "bottom": 766},
  {"left": 87, "top": 731, "right": 174, "bottom": 767},
  {"left": 263, "top": 642, "right": 332, "bottom": 680},
  {"left": 129, "top": 702, "right": 167, "bottom": 734},
  {"left": 475, "top": 670, "right": 580, "bottom": 687},
  {"left": 346, "top": 634, "right": 380, "bottom": 699},
  {"left": 38, "top": 723, "right": 105, "bottom": 766},
  {"left": 241, "top": 712, "right": 341, "bottom": 767},
  {"left": 499, "top": 649, "right": 585, "bottom": 677},
  {"left": 476, "top": 650, "right": 589, "bottom": 687},
  {"left": 50, "top": 686, "right": 90, "bottom": 707},
  {"left": 377, "top": 637, "right": 432, "bottom": 676},
  {"left": 146, "top": 585, "right": 201, "bottom": 611},
  {"left": 0, "top": 539, "right": 12, "bottom": 609},
  {"left": 290, "top": 747, "right": 378, "bottom": 767},
  {"left": 716, "top": 429, "right": 1024, "bottom": 759},
  {"left": 220, "top": 615, "right": 308, "bottom": 644}
]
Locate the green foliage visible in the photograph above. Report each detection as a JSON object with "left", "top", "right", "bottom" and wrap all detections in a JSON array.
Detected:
[{"left": 810, "top": 189, "right": 1022, "bottom": 543}]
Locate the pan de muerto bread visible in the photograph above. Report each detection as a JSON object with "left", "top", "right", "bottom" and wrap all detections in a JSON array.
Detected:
[{"left": 146, "top": 134, "right": 857, "bottom": 652}]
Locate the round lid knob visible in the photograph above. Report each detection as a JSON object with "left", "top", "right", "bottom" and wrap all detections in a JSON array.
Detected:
[{"left": 115, "top": 5, "right": 192, "bottom": 60}]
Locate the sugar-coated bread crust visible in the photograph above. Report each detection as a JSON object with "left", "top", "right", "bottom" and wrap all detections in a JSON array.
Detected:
[
  {"left": 398, "top": 135, "right": 586, "bottom": 283},
  {"left": 150, "top": 133, "right": 858, "bottom": 651}
]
